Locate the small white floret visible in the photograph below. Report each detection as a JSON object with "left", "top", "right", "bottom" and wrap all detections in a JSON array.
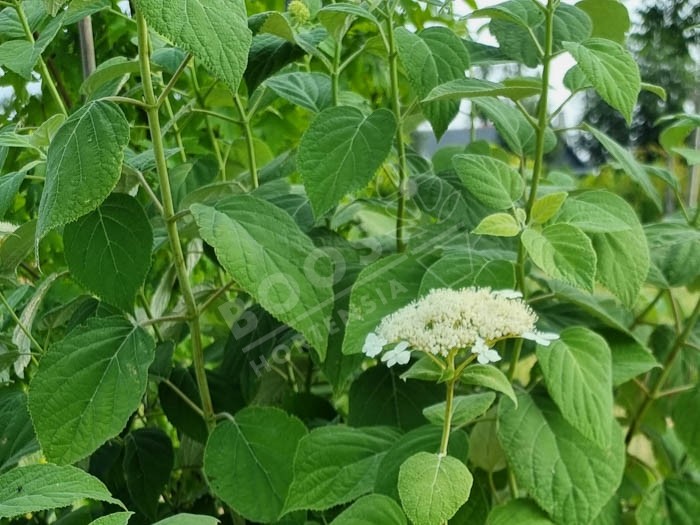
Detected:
[
  {"left": 381, "top": 341, "right": 411, "bottom": 367},
  {"left": 362, "top": 332, "right": 386, "bottom": 357},
  {"left": 471, "top": 337, "right": 502, "bottom": 364},
  {"left": 522, "top": 331, "right": 560, "bottom": 346}
]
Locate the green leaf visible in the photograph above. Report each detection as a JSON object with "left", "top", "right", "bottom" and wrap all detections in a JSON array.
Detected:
[
  {"left": 123, "top": 428, "right": 174, "bottom": 519},
  {"left": 0, "top": 220, "right": 36, "bottom": 275},
  {"left": 645, "top": 223, "right": 700, "bottom": 287},
  {"left": 298, "top": 106, "right": 396, "bottom": 217},
  {"left": 43, "top": 0, "right": 67, "bottom": 16},
  {"left": 37, "top": 101, "right": 130, "bottom": 248},
  {"left": 398, "top": 452, "right": 473, "bottom": 525},
  {"left": 64, "top": 193, "right": 153, "bottom": 311},
  {"left": 80, "top": 58, "right": 142, "bottom": 97},
  {"left": 583, "top": 125, "right": 661, "bottom": 210},
  {"left": 343, "top": 253, "right": 435, "bottom": 356},
  {"left": 673, "top": 147, "right": 700, "bottom": 165},
  {"left": 420, "top": 250, "right": 516, "bottom": 293},
  {"left": 473, "top": 213, "right": 521, "bottom": 237},
  {"left": 460, "top": 364, "right": 517, "bottom": 405},
  {"left": 425, "top": 78, "right": 540, "bottom": 103},
  {"left": 471, "top": 0, "right": 544, "bottom": 28},
  {"left": 522, "top": 224, "right": 597, "bottom": 292},
  {"left": 636, "top": 478, "right": 700, "bottom": 525},
  {"left": 567, "top": 189, "right": 649, "bottom": 307},
  {"left": 133, "top": 0, "right": 251, "bottom": 92},
  {"left": 152, "top": 515, "right": 220, "bottom": 525},
  {"left": 284, "top": 426, "right": 400, "bottom": 512},
  {"left": 536, "top": 327, "right": 613, "bottom": 447},
  {"left": 673, "top": 386, "right": 700, "bottom": 466},
  {"left": 63, "top": 0, "right": 111, "bottom": 25},
  {"left": 88, "top": 512, "right": 134, "bottom": 525},
  {"left": 0, "top": 40, "right": 36, "bottom": 79},
  {"left": 204, "top": 407, "right": 307, "bottom": 523},
  {"left": 0, "top": 464, "right": 122, "bottom": 519},
  {"left": 607, "top": 332, "right": 660, "bottom": 386},
  {"left": 564, "top": 39, "right": 640, "bottom": 124},
  {"left": 348, "top": 366, "right": 444, "bottom": 430},
  {"left": 498, "top": 393, "right": 625, "bottom": 525},
  {"left": 265, "top": 72, "right": 332, "bottom": 113},
  {"left": 487, "top": 499, "right": 554, "bottom": 524},
  {"left": 28, "top": 317, "right": 155, "bottom": 464},
  {"left": 423, "top": 392, "right": 496, "bottom": 429},
  {"left": 452, "top": 154, "right": 524, "bottom": 210},
  {"left": 576, "top": 0, "right": 630, "bottom": 44},
  {"left": 191, "top": 195, "right": 334, "bottom": 359},
  {"left": 1, "top": 169, "right": 30, "bottom": 218},
  {"left": 0, "top": 390, "right": 38, "bottom": 473},
  {"left": 474, "top": 98, "right": 557, "bottom": 157},
  {"left": 330, "top": 494, "right": 406, "bottom": 525},
  {"left": 374, "top": 425, "right": 469, "bottom": 501},
  {"left": 556, "top": 190, "right": 633, "bottom": 233},
  {"left": 531, "top": 192, "right": 567, "bottom": 225},
  {"left": 395, "top": 27, "right": 470, "bottom": 138},
  {"left": 11, "top": 274, "right": 59, "bottom": 379},
  {"left": 641, "top": 82, "right": 667, "bottom": 101},
  {"left": 469, "top": 419, "right": 506, "bottom": 472}
]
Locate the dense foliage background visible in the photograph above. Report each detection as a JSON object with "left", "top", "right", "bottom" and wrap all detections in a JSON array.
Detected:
[{"left": 0, "top": 0, "right": 699, "bottom": 524}]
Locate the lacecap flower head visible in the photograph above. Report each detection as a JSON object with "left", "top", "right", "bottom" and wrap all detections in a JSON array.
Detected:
[{"left": 362, "top": 287, "right": 558, "bottom": 366}]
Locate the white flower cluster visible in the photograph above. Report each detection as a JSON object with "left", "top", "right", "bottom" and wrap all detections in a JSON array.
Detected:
[{"left": 362, "top": 287, "right": 558, "bottom": 366}]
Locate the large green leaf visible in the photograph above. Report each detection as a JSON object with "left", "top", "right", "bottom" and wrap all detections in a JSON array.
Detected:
[
  {"left": 487, "top": 499, "right": 554, "bottom": 524},
  {"left": 0, "top": 170, "right": 26, "bottom": 218},
  {"left": 284, "top": 426, "right": 400, "bottom": 512},
  {"left": 522, "top": 224, "right": 597, "bottom": 292},
  {"left": 330, "top": 494, "right": 407, "bottom": 525},
  {"left": 297, "top": 106, "right": 396, "bottom": 217},
  {"left": 0, "top": 220, "right": 35, "bottom": 275},
  {"left": 0, "top": 464, "right": 122, "bottom": 519},
  {"left": 636, "top": 478, "right": 700, "bottom": 525},
  {"left": 564, "top": 39, "right": 640, "bottom": 123},
  {"left": 374, "top": 425, "right": 469, "bottom": 501},
  {"left": 348, "top": 366, "right": 443, "bottom": 430},
  {"left": 423, "top": 392, "right": 496, "bottom": 429},
  {"left": 398, "top": 452, "right": 473, "bottom": 525},
  {"left": 576, "top": 0, "right": 630, "bottom": 44},
  {"left": 204, "top": 407, "right": 307, "bottom": 523},
  {"left": 88, "top": 512, "right": 134, "bottom": 525},
  {"left": 561, "top": 189, "right": 649, "bottom": 307},
  {"left": 673, "top": 386, "right": 700, "bottom": 466},
  {"left": 452, "top": 154, "right": 523, "bottom": 210},
  {"left": 123, "top": 428, "right": 174, "bottom": 519},
  {"left": 37, "top": 101, "right": 130, "bottom": 247},
  {"left": 134, "top": 0, "right": 251, "bottom": 91},
  {"left": 498, "top": 393, "right": 625, "bottom": 525},
  {"left": 556, "top": 190, "right": 631, "bottom": 233},
  {"left": 28, "top": 317, "right": 155, "bottom": 464},
  {"left": 0, "top": 389, "right": 38, "bottom": 473},
  {"left": 460, "top": 364, "right": 517, "bottom": 405},
  {"left": 474, "top": 98, "right": 557, "bottom": 157},
  {"left": 395, "top": 26, "right": 470, "bottom": 138},
  {"left": 584, "top": 125, "right": 661, "bottom": 210},
  {"left": 265, "top": 72, "right": 332, "bottom": 113},
  {"left": 536, "top": 327, "right": 613, "bottom": 447},
  {"left": 342, "top": 253, "right": 435, "bottom": 356},
  {"left": 420, "top": 249, "right": 516, "bottom": 293},
  {"left": 645, "top": 223, "right": 700, "bottom": 287},
  {"left": 191, "top": 195, "right": 334, "bottom": 358},
  {"left": 426, "top": 78, "right": 540, "bottom": 103},
  {"left": 64, "top": 193, "right": 153, "bottom": 311}
]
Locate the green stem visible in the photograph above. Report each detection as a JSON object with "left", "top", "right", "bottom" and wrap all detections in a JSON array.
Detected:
[
  {"left": 331, "top": 39, "right": 342, "bottom": 106},
  {"left": 190, "top": 70, "right": 226, "bottom": 179},
  {"left": 0, "top": 290, "right": 45, "bottom": 353},
  {"left": 524, "top": 0, "right": 555, "bottom": 218},
  {"left": 136, "top": 11, "right": 215, "bottom": 428},
  {"left": 233, "top": 93, "right": 259, "bottom": 189},
  {"left": 439, "top": 355, "right": 457, "bottom": 456},
  {"left": 14, "top": 0, "right": 67, "bottom": 115},
  {"left": 625, "top": 296, "right": 700, "bottom": 445},
  {"left": 386, "top": 12, "right": 409, "bottom": 252},
  {"left": 629, "top": 289, "right": 664, "bottom": 329},
  {"left": 507, "top": 338, "right": 524, "bottom": 381}
]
